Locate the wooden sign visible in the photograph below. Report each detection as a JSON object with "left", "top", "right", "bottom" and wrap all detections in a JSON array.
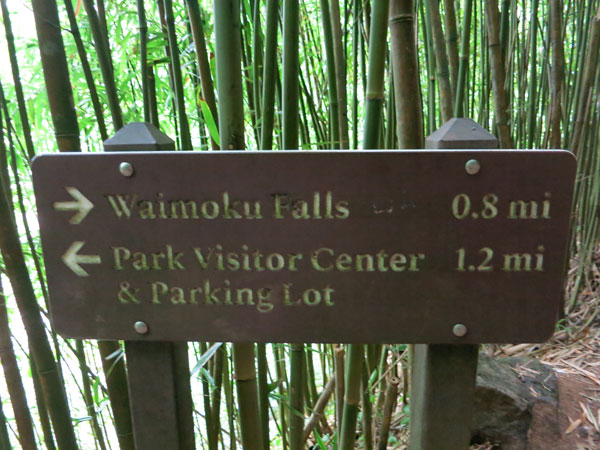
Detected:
[{"left": 32, "top": 150, "right": 576, "bottom": 343}]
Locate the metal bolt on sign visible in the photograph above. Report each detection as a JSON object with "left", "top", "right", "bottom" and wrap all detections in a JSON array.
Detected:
[
  {"left": 465, "top": 159, "right": 480, "bottom": 175},
  {"left": 453, "top": 324, "right": 468, "bottom": 337},
  {"left": 119, "top": 162, "right": 134, "bottom": 177},
  {"left": 134, "top": 321, "right": 149, "bottom": 335}
]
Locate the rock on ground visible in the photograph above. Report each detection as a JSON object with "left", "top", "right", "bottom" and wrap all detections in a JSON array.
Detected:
[{"left": 472, "top": 353, "right": 600, "bottom": 449}]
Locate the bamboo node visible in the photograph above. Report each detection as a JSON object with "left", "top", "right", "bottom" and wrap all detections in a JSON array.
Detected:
[{"left": 389, "top": 14, "right": 413, "bottom": 25}]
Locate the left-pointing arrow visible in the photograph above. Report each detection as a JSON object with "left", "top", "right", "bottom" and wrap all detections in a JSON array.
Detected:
[
  {"left": 53, "top": 187, "right": 94, "bottom": 224},
  {"left": 62, "top": 241, "right": 101, "bottom": 277}
]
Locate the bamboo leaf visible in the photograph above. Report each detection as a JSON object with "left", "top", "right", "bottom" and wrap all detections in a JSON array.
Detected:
[
  {"left": 198, "top": 98, "right": 221, "bottom": 147},
  {"left": 190, "top": 342, "right": 223, "bottom": 376}
]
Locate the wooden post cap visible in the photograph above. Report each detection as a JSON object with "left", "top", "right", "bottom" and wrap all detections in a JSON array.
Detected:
[
  {"left": 425, "top": 118, "right": 498, "bottom": 149},
  {"left": 103, "top": 122, "right": 175, "bottom": 151}
]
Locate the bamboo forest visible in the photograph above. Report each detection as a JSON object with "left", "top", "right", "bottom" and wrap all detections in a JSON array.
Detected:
[{"left": 0, "top": 0, "right": 599, "bottom": 449}]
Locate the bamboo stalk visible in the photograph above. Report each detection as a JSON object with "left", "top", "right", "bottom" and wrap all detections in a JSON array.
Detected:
[
  {"left": 96, "top": 0, "right": 111, "bottom": 65},
  {"left": 569, "top": 4, "right": 600, "bottom": 155},
  {"left": 427, "top": 0, "right": 453, "bottom": 122},
  {"left": 485, "top": 0, "right": 513, "bottom": 148},
  {"left": 282, "top": 8, "right": 305, "bottom": 444},
  {"left": 537, "top": 19, "right": 550, "bottom": 149},
  {"left": 273, "top": 343, "right": 288, "bottom": 449},
  {"left": 351, "top": 0, "right": 360, "bottom": 149},
  {"left": 252, "top": 0, "right": 263, "bottom": 124},
  {"left": 31, "top": 0, "right": 81, "bottom": 151},
  {"left": 184, "top": 17, "right": 207, "bottom": 150},
  {"left": 289, "top": 343, "right": 304, "bottom": 450},
  {"left": 136, "top": 0, "right": 150, "bottom": 122},
  {"left": 156, "top": 0, "right": 180, "bottom": 143},
  {"left": 163, "top": 0, "right": 192, "bottom": 149},
  {"left": 0, "top": 393, "right": 12, "bottom": 449},
  {"left": 305, "top": 345, "right": 318, "bottom": 408},
  {"left": 330, "top": 0, "right": 350, "bottom": 148},
  {"left": 564, "top": 0, "right": 589, "bottom": 145},
  {"left": 82, "top": 0, "right": 124, "bottom": 132},
  {"left": 75, "top": 340, "right": 107, "bottom": 450},
  {"left": 241, "top": 11, "right": 260, "bottom": 145},
  {"left": 390, "top": 0, "right": 424, "bottom": 148},
  {"left": 480, "top": 0, "right": 491, "bottom": 129},
  {"left": 209, "top": 344, "right": 225, "bottom": 449},
  {"left": 63, "top": 0, "right": 108, "bottom": 141},
  {"left": 339, "top": 344, "right": 364, "bottom": 450},
  {"left": 375, "top": 345, "right": 389, "bottom": 412},
  {"left": 454, "top": 0, "right": 473, "bottom": 117},
  {"left": 232, "top": 343, "right": 263, "bottom": 450},
  {"left": 320, "top": 0, "right": 341, "bottom": 148},
  {"left": 148, "top": 63, "right": 160, "bottom": 126},
  {"left": 361, "top": 358, "right": 374, "bottom": 450},
  {"left": 0, "top": 0, "right": 36, "bottom": 160},
  {"left": 526, "top": 0, "right": 540, "bottom": 148},
  {"left": 0, "top": 98, "right": 9, "bottom": 199},
  {"left": 30, "top": 358, "right": 56, "bottom": 450},
  {"left": 199, "top": 343, "right": 216, "bottom": 450},
  {"left": 97, "top": 341, "right": 135, "bottom": 450},
  {"left": 214, "top": 0, "right": 245, "bottom": 150},
  {"left": 499, "top": 0, "right": 511, "bottom": 57},
  {"left": 0, "top": 174, "right": 78, "bottom": 450},
  {"left": 334, "top": 344, "right": 344, "bottom": 441},
  {"left": 302, "top": 376, "right": 335, "bottom": 441},
  {"left": 421, "top": 0, "right": 437, "bottom": 133},
  {"left": 468, "top": 0, "right": 478, "bottom": 120},
  {"left": 443, "top": 0, "right": 459, "bottom": 97},
  {"left": 363, "top": 0, "right": 390, "bottom": 150},
  {"left": 186, "top": 0, "right": 219, "bottom": 150},
  {"left": 282, "top": 0, "right": 300, "bottom": 150},
  {"left": 222, "top": 347, "right": 237, "bottom": 450},
  {"left": 214, "top": 9, "right": 262, "bottom": 445},
  {"left": 376, "top": 377, "right": 399, "bottom": 450},
  {"left": 385, "top": 68, "right": 396, "bottom": 149},
  {"left": 256, "top": 343, "right": 270, "bottom": 450},
  {"left": 260, "top": 0, "right": 279, "bottom": 150},
  {"left": 300, "top": 74, "right": 327, "bottom": 148},
  {"left": 172, "top": 343, "right": 195, "bottom": 450},
  {"left": 0, "top": 277, "right": 37, "bottom": 450},
  {"left": 1, "top": 87, "right": 50, "bottom": 314}
]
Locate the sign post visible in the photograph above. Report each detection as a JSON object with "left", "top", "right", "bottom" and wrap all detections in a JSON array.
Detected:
[
  {"left": 104, "top": 123, "right": 193, "bottom": 450},
  {"left": 409, "top": 118, "right": 496, "bottom": 450}
]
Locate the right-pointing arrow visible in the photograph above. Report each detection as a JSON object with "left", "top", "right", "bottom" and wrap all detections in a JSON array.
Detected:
[
  {"left": 62, "top": 241, "right": 101, "bottom": 277},
  {"left": 53, "top": 187, "right": 94, "bottom": 224}
]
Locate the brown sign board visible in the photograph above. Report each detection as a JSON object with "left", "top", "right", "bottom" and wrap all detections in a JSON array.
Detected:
[{"left": 32, "top": 150, "right": 576, "bottom": 343}]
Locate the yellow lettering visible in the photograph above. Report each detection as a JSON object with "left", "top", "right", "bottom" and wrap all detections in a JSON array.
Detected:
[
  {"left": 311, "top": 248, "right": 334, "bottom": 271},
  {"left": 113, "top": 247, "right": 130, "bottom": 270},
  {"left": 273, "top": 194, "right": 290, "bottom": 218},
  {"left": 355, "top": 253, "right": 374, "bottom": 271},
  {"left": 256, "top": 288, "right": 273, "bottom": 312},
  {"left": 335, "top": 253, "right": 353, "bottom": 272},
  {"left": 408, "top": 253, "right": 425, "bottom": 271},
  {"left": 335, "top": 200, "right": 350, "bottom": 219},
  {"left": 170, "top": 286, "right": 186, "bottom": 304},
  {"left": 390, "top": 253, "right": 407, "bottom": 271},
  {"left": 132, "top": 252, "right": 149, "bottom": 270},
  {"left": 151, "top": 281, "right": 168, "bottom": 304}
]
